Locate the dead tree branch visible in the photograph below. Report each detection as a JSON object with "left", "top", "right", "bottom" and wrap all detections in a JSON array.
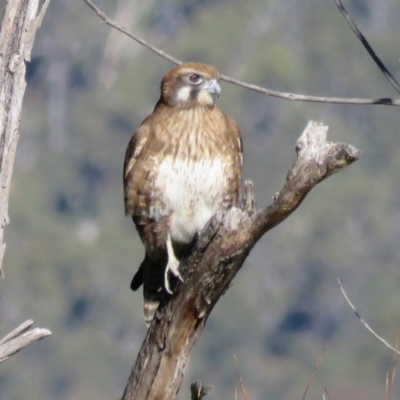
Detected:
[
  {"left": 120, "top": 122, "right": 361, "bottom": 400},
  {"left": 0, "top": 320, "right": 51, "bottom": 363},
  {"left": 0, "top": 0, "right": 52, "bottom": 364},
  {"left": 334, "top": 0, "right": 400, "bottom": 94},
  {"left": 0, "top": 0, "right": 51, "bottom": 276},
  {"left": 190, "top": 381, "right": 214, "bottom": 400},
  {"left": 82, "top": 0, "right": 400, "bottom": 107},
  {"left": 338, "top": 279, "right": 400, "bottom": 355}
]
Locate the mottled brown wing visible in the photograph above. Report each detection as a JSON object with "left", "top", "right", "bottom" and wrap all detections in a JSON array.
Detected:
[
  {"left": 226, "top": 115, "right": 243, "bottom": 191},
  {"left": 123, "top": 120, "right": 149, "bottom": 217},
  {"left": 123, "top": 119, "right": 169, "bottom": 324},
  {"left": 216, "top": 113, "right": 243, "bottom": 208}
]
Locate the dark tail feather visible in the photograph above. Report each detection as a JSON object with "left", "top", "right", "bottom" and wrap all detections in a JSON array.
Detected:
[
  {"left": 142, "top": 254, "right": 167, "bottom": 324},
  {"left": 130, "top": 262, "right": 144, "bottom": 291}
]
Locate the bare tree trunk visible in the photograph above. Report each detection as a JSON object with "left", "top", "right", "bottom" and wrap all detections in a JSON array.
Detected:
[
  {"left": 121, "top": 122, "right": 361, "bottom": 400},
  {"left": 0, "top": 0, "right": 51, "bottom": 359},
  {"left": 0, "top": 0, "right": 50, "bottom": 276}
]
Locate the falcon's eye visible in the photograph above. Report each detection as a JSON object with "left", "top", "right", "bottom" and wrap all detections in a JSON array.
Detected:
[{"left": 188, "top": 74, "right": 203, "bottom": 84}]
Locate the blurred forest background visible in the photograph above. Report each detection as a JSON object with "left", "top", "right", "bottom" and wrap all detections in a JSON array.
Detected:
[{"left": 1, "top": 0, "right": 400, "bottom": 399}]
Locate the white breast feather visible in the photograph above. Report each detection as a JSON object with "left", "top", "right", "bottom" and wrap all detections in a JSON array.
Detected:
[{"left": 152, "top": 155, "right": 229, "bottom": 243}]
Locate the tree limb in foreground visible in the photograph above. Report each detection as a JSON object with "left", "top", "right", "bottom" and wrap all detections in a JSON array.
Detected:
[
  {"left": 0, "top": 320, "right": 51, "bottom": 363},
  {"left": 82, "top": 0, "right": 400, "bottom": 107},
  {"left": 120, "top": 121, "right": 361, "bottom": 400},
  {"left": 0, "top": 0, "right": 51, "bottom": 276},
  {"left": 0, "top": 0, "right": 52, "bottom": 365}
]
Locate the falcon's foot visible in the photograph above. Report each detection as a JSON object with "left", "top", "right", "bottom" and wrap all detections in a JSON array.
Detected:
[
  {"left": 164, "top": 257, "right": 184, "bottom": 294},
  {"left": 165, "top": 235, "right": 184, "bottom": 294}
]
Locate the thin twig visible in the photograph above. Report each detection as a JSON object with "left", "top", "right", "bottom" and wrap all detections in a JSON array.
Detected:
[
  {"left": 301, "top": 349, "right": 326, "bottom": 400},
  {"left": 233, "top": 354, "right": 250, "bottom": 400},
  {"left": 220, "top": 74, "right": 399, "bottom": 106},
  {"left": 324, "top": 387, "right": 334, "bottom": 400},
  {"left": 334, "top": 0, "right": 400, "bottom": 95},
  {"left": 338, "top": 279, "right": 400, "bottom": 355},
  {"left": 391, "top": 333, "right": 398, "bottom": 390},
  {"left": 82, "top": 0, "right": 181, "bottom": 65},
  {"left": 385, "top": 332, "right": 399, "bottom": 400},
  {"left": 82, "top": 0, "right": 400, "bottom": 107},
  {"left": 386, "top": 372, "right": 390, "bottom": 400}
]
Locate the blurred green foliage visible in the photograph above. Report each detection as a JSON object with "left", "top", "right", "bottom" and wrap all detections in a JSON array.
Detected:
[{"left": 1, "top": 0, "right": 400, "bottom": 399}]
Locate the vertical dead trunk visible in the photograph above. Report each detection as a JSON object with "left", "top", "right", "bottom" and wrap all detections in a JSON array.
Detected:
[
  {"left": 0, "top": 0, "right": 51, "bottom": 360},
  {"left": 0, "top": 0, "right": 50, "bottom": 275}
]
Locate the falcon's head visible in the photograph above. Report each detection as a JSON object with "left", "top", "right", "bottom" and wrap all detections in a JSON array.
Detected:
[{"left": 160, "top": 62, "right": 221, "bottom": 109}]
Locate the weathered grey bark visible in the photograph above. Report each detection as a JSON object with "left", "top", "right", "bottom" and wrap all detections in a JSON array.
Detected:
[
  {"left": 0, "top": 0, "right": 52, "bottom": 358},
  {"left": 0, "top": 0, "right": 50, "bottom": 276},
  {"left": 0, "top": 319, "right": 51, "bottom": 363},
  {"left": 121, "top": 122, "right": 362, "bottom": 400}
]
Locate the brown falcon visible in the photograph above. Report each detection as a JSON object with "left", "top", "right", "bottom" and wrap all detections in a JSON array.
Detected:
[{"left": 124, "top": 62, "right": 243, "bottom": 324}]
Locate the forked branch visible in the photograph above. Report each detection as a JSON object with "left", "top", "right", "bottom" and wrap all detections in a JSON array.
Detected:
[
  {"left": 120, "top": 122, "right": 361, "bottom": 400},
  {"left": 0, "top": 320, "right": 51, "bottom": 363}
]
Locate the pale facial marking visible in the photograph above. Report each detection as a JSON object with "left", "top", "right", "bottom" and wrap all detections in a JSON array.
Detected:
[{"left": 176, "top": 86, "right": 191, "bottom": 102}]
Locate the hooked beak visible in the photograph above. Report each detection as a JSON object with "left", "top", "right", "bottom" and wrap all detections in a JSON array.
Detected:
[{"left": 205, "top": 79, "right": 221, "bottom": 98}]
